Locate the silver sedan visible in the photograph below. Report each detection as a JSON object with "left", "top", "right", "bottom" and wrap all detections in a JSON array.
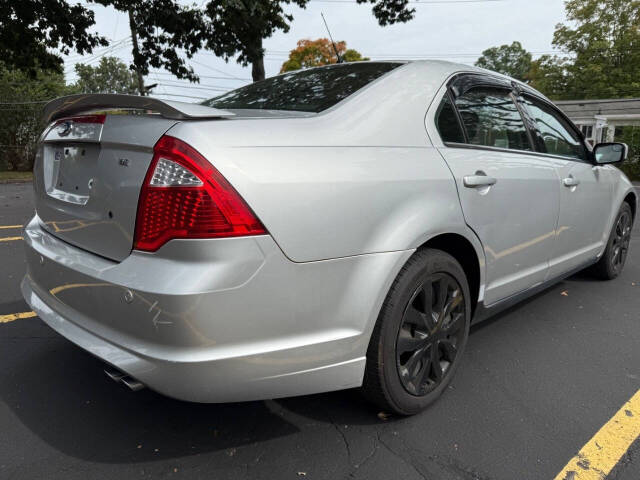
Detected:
[{"left": 22, "top": 61, "right": 637, "bottom": 414}]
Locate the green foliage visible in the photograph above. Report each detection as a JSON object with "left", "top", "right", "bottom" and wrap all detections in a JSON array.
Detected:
[
  {"left": 529, "top": 0, "right": 640, "bottom": 100},
  {"left": 73, "top": 57, "right": 139, "bottom": 95},
  {"left": 343, "top": 49, "right": 369, "bottom": 63},
  {"left": 356, "top": 0, "right": 416, "bottom": 26},
  {"left": 615, "top": 126, "right": 640, "bottom": 180},
  {"left": 527, "top": 55, "right": 571, "bottom": 99},
  {"left": 0, "top": 64, "right": 72, "bottom": 171},
  {"left": 203, "top": 0, "right": 310, "bottom": 82},
  {"left": 0, "top": 0, "right": 108, "bottom": 75},
  {"left": 90, "top": 0, "right": 205, "bottom": 84},
  {"left": 280, "top": 38, "right": 369, "bottom": 73},
  {"left": 202, "top": 0, "right": 413, "bottom": 81},
  {"left": 475, "top": 41, "right": 533, "bottom": 81}
]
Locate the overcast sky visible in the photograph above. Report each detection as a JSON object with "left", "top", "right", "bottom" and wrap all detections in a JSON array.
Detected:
[{"left": 64, "top": 0, "right": 569, "bottom": 102}]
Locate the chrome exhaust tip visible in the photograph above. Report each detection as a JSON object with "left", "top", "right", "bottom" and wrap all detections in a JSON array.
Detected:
[
  {"left": 104, "top": 367, "right": 126, "bottom": 382},
  {"left": 104, "top": 367, "right": 145, "bottom": 391},
  {"left": 121, "top": 376, "right": 145, "bottom": 391}
]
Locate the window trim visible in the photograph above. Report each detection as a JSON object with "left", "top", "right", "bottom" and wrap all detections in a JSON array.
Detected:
[
  {"left": 517, "top": 93, "right": 593, "bottom": 164},
  {"left": 435, "top": 88, "right": 468, "bottom": 144},
  {"left": 441, "top": 141, "right": 597, "bottom": 163},
  {"left": 437, "top": 72, "right": 595, "bottom": 163},
  {"left": 510, "top": 91, "right": 537, "bottom": 154},
  {"left": 448, "top": 80, "right": 535, "bottom": 154}
]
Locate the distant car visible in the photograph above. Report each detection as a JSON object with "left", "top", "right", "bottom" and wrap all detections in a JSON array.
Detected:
[{"left": 22, "top": 61, "right": 637, "bottom": 415}]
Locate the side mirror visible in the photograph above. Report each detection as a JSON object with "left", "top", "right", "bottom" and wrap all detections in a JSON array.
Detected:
[{"left": 593, "top": 142, "right": 628, "bottom": 164}]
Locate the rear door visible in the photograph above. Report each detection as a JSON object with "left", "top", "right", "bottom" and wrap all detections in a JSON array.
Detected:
[
  {"left": 434, "top": 76, "right": 560, "bottom": 306},
  {"left": 34, "top": 114, "right": 178, "bottom": 261},
  {"left": 519, "top": 96, "right": 614, "bottom": 277}
]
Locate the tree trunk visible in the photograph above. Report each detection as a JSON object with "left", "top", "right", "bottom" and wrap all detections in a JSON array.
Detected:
[
  {"left": 128, "top": 9, "right": 146, "bottom": 96},
  {"left": 250, "top": 37, "right": 265, "bottom": 82},
  {"left": 251, "top": 56, "right": 265, "bottom": 82}
]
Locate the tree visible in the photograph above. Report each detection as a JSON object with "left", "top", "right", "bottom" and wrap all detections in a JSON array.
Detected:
[
  {"left": 527, "top": 55, "right": 571, "bottom": 99},
  {"left": 280, "top": 38, "right": 369, "bottom": 73},
  {"left": 475, "top": 41, "right": 532, "bottom": 81},
  {"left": 529, "top": 0, "right": 640, "bottom": 100},
  {"left": 0, "top": 0, "right": 107, "bottom": 75},
  {"left": 0, "top": 64, "right": 72, "bottom": 171},
  {"left": 525, "top": 0, "right": 640, "bottom": 180},
  {"left": 202, "top": 0, "right": 414, "bottom": 82},
  {"left": 90, "top": 0, "right": 205, "bottom": 95},
  {"left": 73, "top": 57, "right": 139, "bottom": 95}
]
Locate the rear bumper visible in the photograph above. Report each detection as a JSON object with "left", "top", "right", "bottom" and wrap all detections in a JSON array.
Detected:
[{"left": 21, "top": 216, "right": 411, "bottom": 402}]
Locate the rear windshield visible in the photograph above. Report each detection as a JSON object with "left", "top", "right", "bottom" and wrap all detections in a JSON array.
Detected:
[{"left": 202, "top": 62, "right": 403, "bottom": 113}]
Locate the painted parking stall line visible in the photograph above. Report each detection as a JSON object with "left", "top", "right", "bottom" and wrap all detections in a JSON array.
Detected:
[
  {"left": 0, "top": 224, "right": 23, "bottom": 242},
  {"left": 0, "top": 225, "right": 22, "bottom": 242},
  {"left": 555, "top": 389, "right": 640, "bottom": 480},
  {"left": 0, "top": 311, "right": 37, "bottom": 323}
]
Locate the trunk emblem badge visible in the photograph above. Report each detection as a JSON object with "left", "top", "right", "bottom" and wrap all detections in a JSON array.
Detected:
[
  {"left": 118, "top": 158, "right": 129, "bottom": 167},
  {"left": 123, "top": 290, "right": 134, "bottom": 304},
  {"left": 56, "top": 121, "right": 72, "bottom": 137}
]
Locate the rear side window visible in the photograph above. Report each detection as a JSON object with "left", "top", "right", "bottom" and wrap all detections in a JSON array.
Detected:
[
  {"left": 436, "top": 94, "right": 465, "bottom": 143},
  {"left": 202, "top": 62, "right": 402, "bottom": 113},
  {"left": 454, "top": 87, "right": 532, "bottom": 151},
  {"left": 522, "top": 97, "right": 587, "bottom": 160}
]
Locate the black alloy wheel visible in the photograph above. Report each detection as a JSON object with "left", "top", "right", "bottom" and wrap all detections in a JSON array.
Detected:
[
  {"left": 363, "top": 248, "right": 471, "bottom": 415},
  {"left": 611, "top": 207, "right": 632, "bottom": 273},
  {"left": 396, "top": 273, "right": 466, "bottom": 396},
  {"left": 591, "top": 202, "right": 634, "bottom": 280}
]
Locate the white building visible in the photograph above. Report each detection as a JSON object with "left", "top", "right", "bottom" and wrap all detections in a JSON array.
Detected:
[{"left": 555, "top": 98, "right": 640, "bottom": 146}]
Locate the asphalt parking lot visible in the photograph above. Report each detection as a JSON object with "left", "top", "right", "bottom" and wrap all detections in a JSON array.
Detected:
[{"left": 1, "top": 182, "right": 639, "bottom": 480}]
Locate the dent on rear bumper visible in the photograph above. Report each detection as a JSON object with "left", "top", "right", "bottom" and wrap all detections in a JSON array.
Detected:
[{"left": 22, "top": 216, "right": 412, "bottom": 402}]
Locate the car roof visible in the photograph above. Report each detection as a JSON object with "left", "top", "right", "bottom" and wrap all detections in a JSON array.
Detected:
[{"left": 300, "top": 59, "right": 550, "bottom": 103}]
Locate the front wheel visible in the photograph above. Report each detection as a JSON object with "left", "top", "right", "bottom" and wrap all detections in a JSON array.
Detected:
[
  {"left": 590, "top": 202, "right": 634, "bottom": 280},
  {"left": 362, "top": 249, "right": 471, "bottom": 415}
]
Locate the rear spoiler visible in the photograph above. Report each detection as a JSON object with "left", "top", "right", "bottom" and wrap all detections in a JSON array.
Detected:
[{"left": 42, "top": 94, "right": 235, "bottom": 123}]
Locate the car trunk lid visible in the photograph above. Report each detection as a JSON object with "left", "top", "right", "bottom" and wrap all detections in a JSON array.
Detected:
[{"left": 33, "top": 95, "right": 234, "bottom": 262}]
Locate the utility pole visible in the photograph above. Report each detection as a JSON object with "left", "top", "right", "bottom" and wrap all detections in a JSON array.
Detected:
[{"left": 128, "top": 9, "right": 146, "bottom": 96}]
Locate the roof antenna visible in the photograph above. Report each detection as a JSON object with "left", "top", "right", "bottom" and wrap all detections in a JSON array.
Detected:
[{"left": 321, "top": 12, "right": 343, "bottom": 64}]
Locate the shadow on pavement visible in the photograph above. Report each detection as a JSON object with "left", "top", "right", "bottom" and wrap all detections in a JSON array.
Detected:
[{"left": 0, "top": 340, "right": 302, "bottom": 464}]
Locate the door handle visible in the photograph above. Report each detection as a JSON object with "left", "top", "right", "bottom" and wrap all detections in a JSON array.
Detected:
[
  {"left": 463, "top": 174, "right": 497, "bottom": 188},
  {"left": 563, "top": 176, "right": 580, "bottom": 187}
]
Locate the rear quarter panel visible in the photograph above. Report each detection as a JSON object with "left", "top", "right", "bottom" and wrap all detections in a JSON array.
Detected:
[
  {"left": 167, "top": 61, "right": 480, "bottom": 263},
  {"left": 164, "top": 141, "right": 468, "bottom": 263}
]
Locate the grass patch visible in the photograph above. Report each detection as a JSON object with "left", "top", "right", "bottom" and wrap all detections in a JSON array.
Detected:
[{"left": 0, "top": 171, "right": 33, "bottom": 183}]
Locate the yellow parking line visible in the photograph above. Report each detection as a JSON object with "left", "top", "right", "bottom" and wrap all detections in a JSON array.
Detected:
[
  {"left": 0, "top": 311, "right": 37, "bottom": 323},
  {"left": 0, "top": 236, "right": 22, "bottom": 242},
  {"left": 0, "top": 225, "right": 22, "bottom": 229},
  {"left": 555, "top": 389, "right": 640, "bottom": 480}
]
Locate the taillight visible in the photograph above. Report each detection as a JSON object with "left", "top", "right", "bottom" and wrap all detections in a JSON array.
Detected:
[
  {"left": 133, "top": 135, "right": 266, "bottom": 252},
  {"left": 54, "top": 114, "right": 106, "bottom": 125}
]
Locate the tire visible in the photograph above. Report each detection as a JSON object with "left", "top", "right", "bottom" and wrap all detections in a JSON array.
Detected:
[
  {"left": 590, "top": 202, "right": 634, "bottom": 280},
  {"left": 362, "top": 248, "right": 471, "bottom": 415}
]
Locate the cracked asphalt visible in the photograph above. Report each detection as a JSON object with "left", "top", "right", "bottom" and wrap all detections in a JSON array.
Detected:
[{"left": 1, "top": 182, "right": 639, "bottom": 480}]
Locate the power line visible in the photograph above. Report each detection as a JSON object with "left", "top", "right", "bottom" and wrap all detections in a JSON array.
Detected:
[
  {"left": 190, "top": 59, "right": 249, "bottom": 81},
  {"left": 150, "top": 71, "right": 251, "bottom": 82},
  {"left": 64, "top": 36, "right": 131, "bottom": 61},
  {"left": 155, "top": 82, "right": 229, "bottom": 92},
  {"left": 64, "top": 38, "right": 132, "bottom": 74}
]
